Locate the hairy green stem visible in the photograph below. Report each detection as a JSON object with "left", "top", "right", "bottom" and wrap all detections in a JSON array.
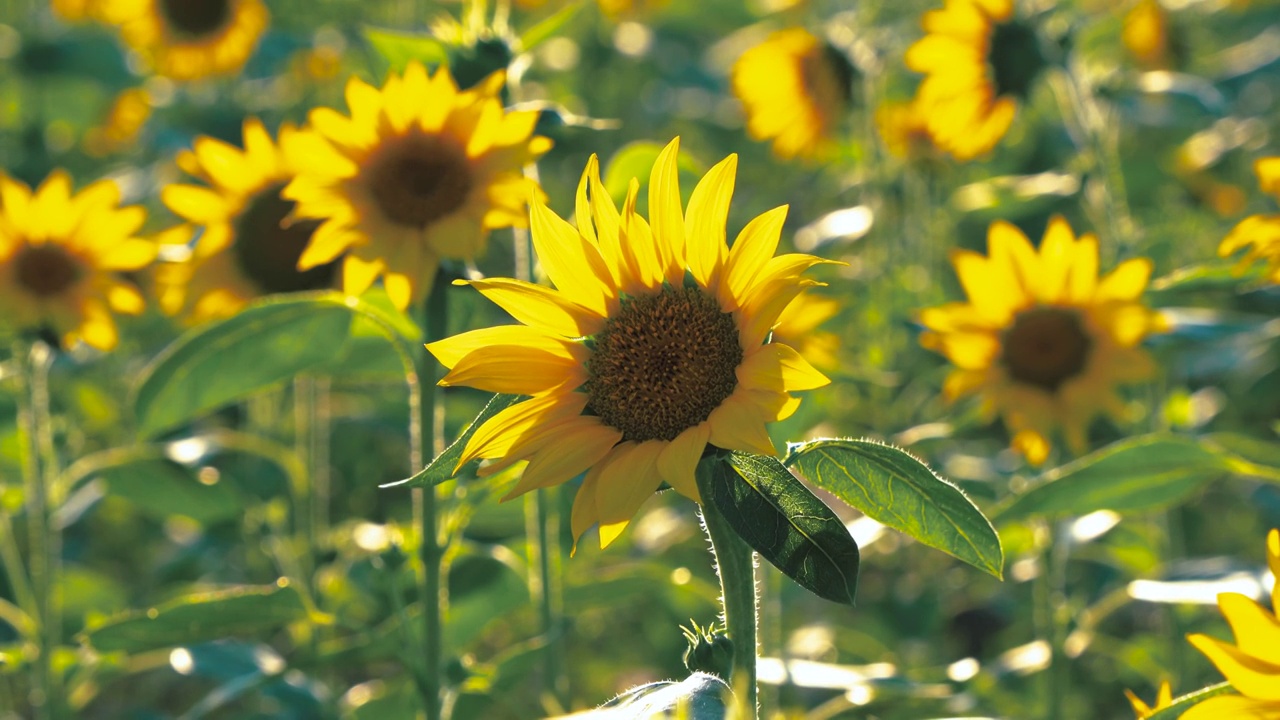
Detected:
[
  {"left": 412, "top": 279, "right": 449, "bottom": 720},
  {"left": 699, "top": 493, "right": 758, "bottom": 718}
]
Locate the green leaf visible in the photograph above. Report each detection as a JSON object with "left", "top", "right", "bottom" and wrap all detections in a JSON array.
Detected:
[
  {"left": 133, "top": 294, "right": 354, "bottom": 438},
  {"left": 518, "top": 1, "right": 584, "bottom": 51},
  {"left": 1146, "top": 682, "right": 1234, "bottom": 720},
  {"left": 698, "top": 453, "right": 860, "bottom": 605},
  {"left": 381, "top": 393, "right": 522, "bottom": 489},
  {"left": 786, "top": 439, "right": 1004, "bottom": 580},
  {"left": 993, "top": 434, "right": 1229, "bottom": 524},
  {"left": 363, "top": 27, "right": 449, "bottom": 73},
  {"left": 1201, "top": 432, "right": 1280, "bottom": 481},
  {"left": 80, "top": 583, "right": 309, "bottom": 653},
  {"left": 95, "top": 457, "right": 245, "bottom": 525},
  {"left": 1149, "top": 263, "right": 1264, "bottom": 294}
]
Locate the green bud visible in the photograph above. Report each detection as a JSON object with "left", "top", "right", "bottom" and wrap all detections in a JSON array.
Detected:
[{"left": 680, "top": 620, "right": 734, "bottom": 681}]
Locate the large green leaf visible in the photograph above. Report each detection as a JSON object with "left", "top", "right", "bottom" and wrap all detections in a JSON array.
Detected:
[
  {"left": 993, "top": 434, "right": 1229, "bottom": 524},
  {"left": 80, "top": 583, "right": 310, "bottom": 653},
  {"left": 382, "top": 393, "right": 522, "bottom": 489},
  {"left": 95, "top": 457, "right": 245, "bottom": 525},
  {"left": 786, "top": 439, "right": 1003, "bottom": 579},
  {"left": 698, "top": 453, "right": 860, "bottom": 605},
  {"left": 134, "top": 294, "right": 355, "bottom": 437}
]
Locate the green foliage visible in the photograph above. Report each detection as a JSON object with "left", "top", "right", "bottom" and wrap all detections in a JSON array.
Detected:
[
  {"left": 786, "top": 438, "right": 1004, "bottom": 579},
  {"left": 697, "top": 453, "right": 860, "bottom": 605}
]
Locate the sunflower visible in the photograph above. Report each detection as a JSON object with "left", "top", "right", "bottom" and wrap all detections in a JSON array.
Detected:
[
  {"left": 919, "top": 217, "right": 1166, "bottom": 465},
  {"left": 1125, "top": 680, "right": 1173, "bottom": 719},
  {"left": 905, "top": 0, "right": 1045, "bottom": 161},
  {"left": 0, "top": 171, "right": 154, "bottom": 351},
  {"left": 875, "top": 98, "right": 937, "bottom": 160},
  {"left": 283, "top": 62, "right": 550, "bottom": 311},
  {"left": 99, "top": 0, "right": 268, "bottom": 81},
  {"left": 1181, "top": 529, "right": 1280, "bottom": 719},
  {"left": 427, "top": 138, "right": 832, "bottom": 549},
  {"left": 1219, "top": 157, "right": 1280, "bottom": 284},
  {"left": 731, "top": 28, "right": 855, "bottom": 161},
  {"left": 156, "top": 118, "right": 337, "bottom": 324}
]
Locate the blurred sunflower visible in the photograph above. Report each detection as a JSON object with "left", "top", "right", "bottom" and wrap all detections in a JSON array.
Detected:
[
  {"left": 428, "top": 139, "right": 832, "bottom": 548},
  {"left": 1219, "top": 157, "right": 1280, "bottom": 283},
  {"left": 919, "top": 217, "right": 1166, "bottom": 465},
  {"left": 99, "top": 0, "right": 268, "bottom": 81},
  {"left": 905, "top": 0, "right": 1045, "bottom": 161},
  {"left": 1123, "top": 0, "right": 1171, "bottom": 69},
  {"left": 876, "top": 98, "right": 936, "bottom": 160},
  {"left": 0, "top": 171, "right": 154, "bottom": 350},
  {"left": 731, "top": 28, "right": 855, "bottom": 160},
  {"left": 156, "top": 118, "right": 336, "bottom": 324},
  {"left": 1125, "top": 680, "right": 1173, "bottom": 719},
  {"left": 1182, "top": 529, "right": 1280, "bottom": 719},
  {"left": 283, "top": 62, "right": 549, "bottom": 311},
  {"left": 83, "top": 87, "right": 152, "bottom": 157}
]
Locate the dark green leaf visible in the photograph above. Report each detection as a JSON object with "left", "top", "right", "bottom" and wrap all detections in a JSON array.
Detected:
[
  {"left": 787, "top": 439, "right": 1004, "bottom": 579},
  {"left": 80, "top": 583, "right": 309, "bottom": 653},
  {"left": 133, "top": 294, "right": 354, "bottom": 438},
  {"left": 382, "top": 393, "right": 522, "bottom": 489},
  {"left": 95, "top": 457, "right": 244, "bottom": 525},
  {"left": 363, "top": 27, "right": 449, "bottom": 73},
  {"left": 993, "top": 434, "right": 1229, "bottom": 524},
  {"left": 698, "top": 453, "right": 860, "bottom": 605}
]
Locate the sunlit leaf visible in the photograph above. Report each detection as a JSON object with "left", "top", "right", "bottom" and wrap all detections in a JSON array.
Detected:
[
  {"left": 382, "top": 393, "right": 522, "bottom": 489},
  {"left": 94, "top": 457, "right": 244, "bottom": 525},
  {"left": 519, "top": 2, "right": 585, "bottom": 51},
  {"left": 993, "top": 434, "right": 1229, "bottom": 524},
  {"left": 786, "top": 439, "right": 1004, "bottom": 579},
  {"left": 81, "top": 583, "right": 309, "bottom": 653},
  {"left": 363, "top": 27, "right": 449, "bottom": 73},
  {"left": 697, "top": 453, "right": 860, "bottom": 605}
]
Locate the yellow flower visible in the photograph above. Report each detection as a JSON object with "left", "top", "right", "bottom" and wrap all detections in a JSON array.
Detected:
[
  {"left": 876, "top": 98, "right": 937, "bottom": 160},
  {"left": 1181, "top": 529, "right": 1280, "bottom": 720},
  {"left": 156, "top": 118, "right": 335, "bottom": 324},
  {"left": 283, "top": 63, "right": 550, "bottom": 311},
  {"left": 1219, "top": 157, "right": 1280, "bottom": 284},
  {"left": 919, "top": 217, "right": 1166, "bottom": 465},
  {"left": 731, "top": 28, "right": 853, "bottom": 161},
  {"left": 1125, "top": 680, "right": 1173, "bottom": 719},
  {"left": 0, "top": 171, "right": 154, "bottom": 350},
  {"left": 905, "top": 0, "right": 1045, "bottom": 161},
  {"left": 84, "top": 87, "right": 153, "bottom": 157},
  {"left": 773, "top": 291, "right": 840, "bottom": 370},
  {"left": 99, "top": 0, "right": 268, "bottom": 81},
  {"left": 1123, "top": 0, "right": 1171, "bottom": 69},
  {"left": 427, "top": 138, "right": 832, "bottom": 549}
]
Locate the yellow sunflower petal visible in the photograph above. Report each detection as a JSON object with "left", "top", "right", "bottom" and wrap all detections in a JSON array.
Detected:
[
  {"left": 657, "top": 423, "right": 710, "bottom": 504},
  {"left": 620, "top": 178, "right": 663, "bottom": 290},
  {"left": 685, "top": 153, "right": 737, "bottom": 287},
  {"left": 737, "top": 342, "right": 830, "bottom": 392},
  {"left": 1124, "top": 689, "right": 1152, "bottom": 717},
  {"left": 438, "top": 345, "right": 586, "bottom": 395},
  {"left": 1187, "top": 631, "right": 1280, "bottom": 701},
  {"left": 75, "top": 299, "right": 119, "bottom": 351},
  {"left": 1256, "top": 157, "right": 1280, "bottom": 198},
  {"left": 707, "top": 392, "right": 777, "bottom": 456},
  {"left": 106, "top": 282, "right": 145, "bottom": 314},
  {"left": 463, "top": 278, "right": 605, "bottom": 338},
  {"left": 1067, "top": 232, "right": 1101, "bottom": 302},
  {"left": 163, "top": 184, "right": 233, "bottom": 225},
  {"left": 723, "top": 205, "right": 788, "bottom": 306},
  {"left": 596, "top": 440, "right": 665, "bottom": 548},
  {"left": 648, "top": 137, "right": 686, "bottom": 284},
  {"left": 1218, "top": 592, "right": 1280, "bottom": 665},
  {"left": 342, "top": 255, "right": 386, "bottom": 299},
  {"left": 459, "top": 393, "right": 590, "bottom": 466},
  {"left": 1178, "top": 693, "right": 1280, "bottom": 720},
  {"left": 529, "top": 196, "right": 613, "bottom": 315},
  {"left": 951, "top": 248, "right": 1023, "bottom": 324},
  {"left": 1096, "top": 258, "right": 1153, "bottom": 302},
  {"left": 98, "top": 238, "right": 157, "bottom": 270},
  {"left": 571, "top": 461, "right": 605, "bottom": 552},
  {"left": 1012, "top": 429, "right": 1051, "bottom": 466},
  {"left": 1268, "top": 529, "right": 1280, "bottom": 616},
  {"left": 501, "top": 421, "right": 622, "bottom": 501},
  {"left": 1035, "top": 215, "right": 1077, "bottom": 302},
  {"left": 428, "top": 325, "right": 586, "bottom": 368}
]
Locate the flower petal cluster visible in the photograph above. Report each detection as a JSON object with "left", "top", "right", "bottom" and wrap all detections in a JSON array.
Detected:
[
  {"left": 0, "top": 171, "right": 154, "bottom": 350},
  {"left": 284, "top": 62, "right": 550, "bottom": 311},
  {"left": 428, "top": 138, "right": 832, "bottom": 548},
  {"left": 919, "top": 217, "right": 1166, "bottom": 464},
  {"left": 1183, "top": 529, "right": 1280, "bottom": 719}
]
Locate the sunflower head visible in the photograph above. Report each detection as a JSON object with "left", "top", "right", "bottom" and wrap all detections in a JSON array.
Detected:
[
  {"left": 283, "top": 62, "right": 551, "bottom": 311},
  {"left": 906, "top": 0, "right": 1046, "bottom": 160},
  {"left": 1179, "top": 529, "right": 1280, "bottom": 720},
  {"left": 157, "top": 118, "right": 336, "bottom": 324},
  {"left": 99, "top": 0, "right": 268, "bottom": 80},
  {"left": 732, "top": 28, "right": 857, "bottom": 161},
  {"left": 0, "top": 170, "right": 154, "bottom": 350},
  {"left": 919, "top": 217, "right": 1166, "bottom": 465},
  {"left": 1219, "top": 157, "right": 1280, "bottom": 284},
  {"left": 427, "top": 138, "right": 833, "bottom": 549}
]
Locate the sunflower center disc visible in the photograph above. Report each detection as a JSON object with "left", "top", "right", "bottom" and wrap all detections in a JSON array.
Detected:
[
  {"left": 988, "top": 20, "right": 1043, "bottom": 100},
  {"left": 15, "top": 244, "right": 81, "bottom": 298},
  {"left": 800, "top": 42, "right": 857, "bottom": 111},
  {"left": 1001, "top": 306, "right": 1092, "bottom": 392},
  {"left": 160, "top": 0, "right": 231, "bottom": 37},
  {"left": 585, "top": 285, "right": 742, "bottom": 443},
  {"left": 368, "top": 137, "right": 474, "bottom": 229},
  {"left": 232, "top": 183, "right": 337, "bottom": 295}
]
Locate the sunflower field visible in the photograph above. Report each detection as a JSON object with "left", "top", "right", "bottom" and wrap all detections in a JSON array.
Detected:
[{"left": 3, "top": 0, "right": 1280, "bottom": 717}]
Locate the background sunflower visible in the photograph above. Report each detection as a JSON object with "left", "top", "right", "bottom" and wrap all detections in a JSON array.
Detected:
[{"left": 99, "top": 0, "right": 269, "bottom": 80}]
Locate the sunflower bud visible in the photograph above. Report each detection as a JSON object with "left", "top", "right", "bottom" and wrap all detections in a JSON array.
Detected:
[{"left": 681, "top": 621, "right": 734, "bottom": 681}]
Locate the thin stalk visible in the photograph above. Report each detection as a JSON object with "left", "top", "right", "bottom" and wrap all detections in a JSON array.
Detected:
[
  {"left": 15, "top": 341, "right": 58, "bottom": 719},
  {"left": 291, "top": 376, "right": 317, "bottom": 587},
  {"left": 411, "top": 278, "right": 449, "bottom": 720},
  {"left": 1037, "top": 520, "right": 1069, "bottom": 720},
  {"left": 699, "top": 498, "right": 758, "bottom": 719}
]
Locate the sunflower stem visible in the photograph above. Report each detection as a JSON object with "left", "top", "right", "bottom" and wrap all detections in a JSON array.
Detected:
[
  {"left": 14, "top": 340, "right": 60, "bottom": 720},
  {"left": 699, "top": 477, "right": 759, "bottom": 719},
  {"left": 412, "top": 278, "right": 449, "bottom": 720},
  {"left": 1036, "top": 519, "right": 1069, "bottom": 720}
]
